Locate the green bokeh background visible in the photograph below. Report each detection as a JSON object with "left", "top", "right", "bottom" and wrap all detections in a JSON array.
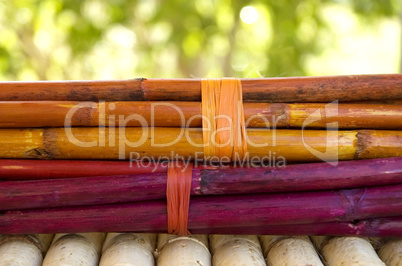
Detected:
[{"left": 0, "top": 0, "right": 400, "bottom": 80}]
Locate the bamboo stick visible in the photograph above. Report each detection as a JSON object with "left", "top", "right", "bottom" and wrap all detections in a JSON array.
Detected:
[
  {"left": 0, "top": 128, "right": 400, "bottom": 161},
  {"left": 356, "top": 130, "right": 402, "bottom": 159},
  {"left": 210, "top": 235, "right": 265, "bottom": 266},
  {"left": 1, "top": 101, "right": 400, "bottom": 129},
  {"left": 42, "top": 233, "right": 105, "bottom": 266},
  {"left": 377, "top": 238, "right": 402, "bottom": 266},
  {"left": 348, "top": 99, "right": 402, "bottom": 104},
  {"left": 99, "top": 233, "right": 156, "bottom": 266},
  {"left": 0, "top": 79, "right": 143, "bottom": 101},
  {"left": 0, "top": 74, "right": 401, "bottom": 102},
  {"left": 0, "top": 239, "right": 43, "bottom": 265},
  {"left": 259, "top": 236, "right": 323, "bottom": 266},
  {"left": 0, "top": 159, "right": 166, "bottom": 179},
  {"left": 368, "top": 237, "right": 386, "bottom": 250},
  {"left": 311, "top": 236, "right": 385, "bottom": 266},
  {"left": 189, "top": 217, "right": 402, "bottom": 237},
  {"left": 156, "top": 234, "right": 211, "bottom": 266},
  {"left": 0, "top": 156, "right": 399, "bottom": 183},
  {"left": 0, "top": 234, "right": 53, "bottom": 266},
  {"left": 1, "top": 157, "right": 401, "bottom": 210},
  {"left": 0, "top": 185, "right": 401, "bottom": 234}
]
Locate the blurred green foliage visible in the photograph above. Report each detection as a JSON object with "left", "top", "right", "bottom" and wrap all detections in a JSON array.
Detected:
[{"left": 0, "top": 0, "right": 400, "bottom": 80}]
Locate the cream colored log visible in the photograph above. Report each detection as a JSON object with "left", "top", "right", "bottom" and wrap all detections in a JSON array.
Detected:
[
  {"left": 43, "top": 232, "right": 106, "bottom": 266},
  {"left": 377, "top": 239, "right": 402, "bottom": 266},
  {"left": 260, "top": 235, "right": 323, "bottom": 266},
  {"left": 156, "top": 234, "right": 211, "bottom": 266},
  {"left": 369, "top": 237, "right": 388, "bottom": 250},
  {"left": 311, "top": 236, "right": 385, "bottom": 266},
  {"left": 100, "top": 233, "right": 156, "bottom": 266},
  {"left": 210, "top": 235, "right": 265, "bottom": 266},
  {"left": 0, "top": 234, "right": 53, "bottom": 266}
]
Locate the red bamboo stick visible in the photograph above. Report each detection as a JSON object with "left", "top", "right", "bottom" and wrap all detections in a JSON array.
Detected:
[
  {"left": 1, "top": 158, "right": 401, "bottom": 210},
  {"left": 0, "top": 184, "right": 401, "bottom": 234},
  {"left": 0, "top": 159, "right": 166, "bottom": 179},
  {"left": 192, "top": 217, "right": 402, "bottom": 237},
  {"left": 0, "top": 74, "right": 401, "bottom": 102}
]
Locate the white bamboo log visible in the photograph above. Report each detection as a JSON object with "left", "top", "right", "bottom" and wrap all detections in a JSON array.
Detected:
[
  {"left": 99, "top": 233, "right": 156, "bottom": 266},
  {"left": 369, "top": 237, "right": 387, "bottom": 250},
  {"left": 210, "top": 235, "right": 265, "bottom": 266},
  {"left": 377, "top": 239, "right": 402, "bottom": 266},
  {"left": 0, "top": 234, "right": 53, "bottom": 266},
  {"left": 260, "top": 235, "right": 323, "bottom": 266},
  {"left": 156, "top": 234, "right": 211, "bottom": 266},
  {"left": 311, "top": 236, "right": 385, "bottom": 266},
  {"left": 42, "top": 232, "right": 106, "bottom": 266}
]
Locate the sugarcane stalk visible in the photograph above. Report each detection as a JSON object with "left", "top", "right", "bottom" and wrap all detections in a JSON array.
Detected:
[
  {"left": 259, "top": 236, "right": 323, "bottom": 266},
  {"left": 0, "top": 74, "right": 401, "bottom": 102},
  {"left": 42, "top": 233, "right": 105, "bottom": 266},
  {"left": 1, "top": 157, "right": 401, "bottom": 210},
  {"left": 377, "top": 238, "right": 402, "bottom": 266},
  {"left": 0, "top": 234, "right": 53, "bottom": 266},
  {"left": 99, "top": 233, "right": 156, "bottom": 266},
  {"left": 0, "top": 127, "right": 400, "bottom": 161},
  {"left": 1, "top": 101, "right": 400, "bottom": 129},
  {"left": 156, "top": 234, "right": 211, "bottom": 266},
  {"left": 311, "top": 236, "right": 385, "bottom": 266},
  {"left": 0, "top": 184, "right": 401, "bottom": 234}
]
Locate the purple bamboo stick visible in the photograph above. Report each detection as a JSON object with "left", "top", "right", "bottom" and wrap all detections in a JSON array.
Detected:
[
  {"left": 1, "top": 157, "right": 401, "bottom": 211},
  {"left": 192, "top": 217, "right": 402, "bottom": 237},
  {"left": 0, "top": 184, "right": 401, "bottom": 234}
]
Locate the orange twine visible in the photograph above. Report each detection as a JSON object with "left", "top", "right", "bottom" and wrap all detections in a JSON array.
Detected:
[
  {"left": 166, "top": 161, "right": 193, "bottom": 236},
  {"left": 201, "top": 78, "right": 247, "bottom": 160}
]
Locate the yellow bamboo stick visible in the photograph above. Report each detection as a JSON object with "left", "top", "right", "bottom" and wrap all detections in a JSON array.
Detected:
[{"left": 0, "top": 128, "right": 400, "bottom": 162}]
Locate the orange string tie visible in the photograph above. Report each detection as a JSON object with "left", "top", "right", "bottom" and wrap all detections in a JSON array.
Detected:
[
  {"left": 166, "top": 161, "right": 193, "bottom": 236},
  {"left": 201, "top": 78, "right": 247, "bottom": 161}
]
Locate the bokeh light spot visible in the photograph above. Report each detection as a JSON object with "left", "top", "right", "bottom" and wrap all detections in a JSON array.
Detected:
[{"left": 240, "top": 6, "right": 258, "bottom": 24}]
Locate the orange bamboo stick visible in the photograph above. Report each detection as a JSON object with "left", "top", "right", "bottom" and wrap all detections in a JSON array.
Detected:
[
  {"left": 356, "top": 130, "right": 402, "bottom": 159},
  {"left": 0, "top": 101, "right": 400, "bottom": 129},
  {"left": 0, "top": 128, "right": 400, "bottom": 162},
  {"left": 0, "top": 74, "right": 401, "bottom": 102}
]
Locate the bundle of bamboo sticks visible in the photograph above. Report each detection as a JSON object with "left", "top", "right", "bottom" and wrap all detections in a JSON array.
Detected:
[{"left": 0, "top": 74, "right": 401, "bottom": 237}]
